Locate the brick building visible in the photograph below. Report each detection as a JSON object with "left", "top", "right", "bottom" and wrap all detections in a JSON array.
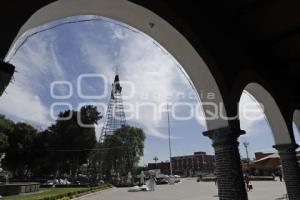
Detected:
[
  {"left": 147, "top": 162, "right": 171, "bottom": 175},
  {"left": 171, "top": 151, "right": 215, "bottom": 176}
]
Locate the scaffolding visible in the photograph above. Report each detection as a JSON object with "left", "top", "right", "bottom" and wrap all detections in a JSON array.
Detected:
[{"left": 100, "top": 74, "right": 126, "bottom": 142}]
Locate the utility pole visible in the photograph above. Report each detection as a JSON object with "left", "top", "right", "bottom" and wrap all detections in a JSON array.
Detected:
[
  {"left": 167, "top": 104, "right": 173, "bottom": 176},
  {"left": 243, "top": 141, "right": 250, "bottom": 170},
  {"left": 243, "top": 141, "right": 250, "bottom": 161},
  {"left": 153, "top": 156, "right": 158, "bottom": 169}
]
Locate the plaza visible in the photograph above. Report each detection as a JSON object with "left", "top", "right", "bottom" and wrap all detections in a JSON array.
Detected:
[
  {"left": 75, "top": 178, "right": 287, "bottom": 200},
  {"left": 1, "top": 1, "right": 300, "bottom": 199}
]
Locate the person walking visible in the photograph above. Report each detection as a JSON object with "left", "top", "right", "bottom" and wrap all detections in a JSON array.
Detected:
[
  {"left": 278, "top": 171, "right": 283, "bottom": 182},
  {"left": 272, "top": 173, "right": 276, "bottom": 181},
  {"left": 214, "top": 172, "right": 217, "bottom": 186},
  {"left": 148, "top": 171, "right": 156, "bottom": 192},
  {"left": 244, "top": 174, "right": 251, "bottom": 191},
  {"left": 140, "top": 171, "right": 145, "bottom": 185}
]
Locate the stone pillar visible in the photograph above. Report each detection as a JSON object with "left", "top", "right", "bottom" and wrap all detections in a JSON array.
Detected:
[
  {"left": 273, "top": 144, "right": 300, "bottom": 200},
  {"left": 203, "top": 127, "right": 248, "bottom": 200}
]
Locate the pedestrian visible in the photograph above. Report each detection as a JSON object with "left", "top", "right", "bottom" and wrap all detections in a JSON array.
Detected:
[
  {"left": 244, "top": 174, "right": 251, "bottom": 191},
  {"left": 214, "top": 173, "right": 217, "bottom": 186},
  {"left": 116, "top": 173, "right": 121, "bottom": 184},
  {"left": 127, "top": 172, "right": 132, "bottom": 185},
  {"left": 140, "top": 171, "right": 145, "bottom": 185},
  {"left": 197, "top": 174, "right": 202, "bottom": 182},
  {"left": 272, "top": 173, "right": 276, "bottom": 181},
  {"left": 148, "top": 171, "right": 156, "bottom": 192},
  {"left": 278, "top": 172, "right": 283, "bottom": 182}
]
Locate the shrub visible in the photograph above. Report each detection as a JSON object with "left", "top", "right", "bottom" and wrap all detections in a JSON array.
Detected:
[{"left": 39, "top": 184, "right": 112, "bottom": 200}]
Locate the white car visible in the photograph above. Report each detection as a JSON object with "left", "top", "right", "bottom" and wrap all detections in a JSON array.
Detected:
[
  {"left": 170, "top": 175, "right": 181, "bottom": 183},
  {"left": 128, "top": 185, "right": 149, "bottom": 192}
]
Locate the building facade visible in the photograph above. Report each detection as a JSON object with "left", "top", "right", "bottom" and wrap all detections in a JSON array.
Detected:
[
  {"left": 171, "top": 151, "right": 215, "bottom": 176},
  {"left": 147, "top": 162, "right": 171, "bottom": 175}
]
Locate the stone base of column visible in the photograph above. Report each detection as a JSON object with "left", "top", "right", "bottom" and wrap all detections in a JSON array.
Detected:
[
  {"left": 203, "top": 127, "right": 248, "bottom": 200},
  {"left": 273, "top": 144, "right": 300, "bottom": 200}
]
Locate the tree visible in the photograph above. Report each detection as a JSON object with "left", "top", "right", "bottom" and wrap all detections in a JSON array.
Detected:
[
  {"left": 103, "top": 125, "right": 145, "bottom": 178},
  {"left": 0, "top": 115, "right": 13, "bottom": 153},
  {"left": 0, "top": 105, "right": 102, "bottom": 180},
  {"left": 0, "top": 133, "right": 8, "bottom": 154},
  {"left": 3, "top": 122, "right": 37, "bottom": 178},
  {"left": 30, "top": 129, "right": 57, "bottom": 179},
  {"left": 0, "top": 115, "right": 14, "bottom": 133},
  {"left": 87, "top": 142, "right": 105, "bottom": 179},
  {"left": 48, "top": 105, "right": 102, "bottom": 178},
  {"left": 0, "top": 115, "right": 40, "bottom": 178}
]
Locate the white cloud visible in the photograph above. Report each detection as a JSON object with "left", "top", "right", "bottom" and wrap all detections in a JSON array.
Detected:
[
  {"left": 0, "top": 30, "right": 64, "bottom": 127},
  {"left": 2, "top": 16, "right": 205, "bottom": 140},
  {"left": 12, "top": 32, "right": 65, "bottom": 86},
  {"left": 116, "top": 28, "right": 197, "bottom": 139},
  {"left": 239, "top": 91, "right": 267, "bottom": 137},
  {"left": 79, "top": 41, "right": 115, "bottom": 80},
  {"left": 0, "top": 83, "right": 50, "bottom": 127},
  {"left": 76, "top": 21, "right": 201, "bottom": 139},
  {"left": 112, "top": 27, "right": 129, "bottom": 40}
]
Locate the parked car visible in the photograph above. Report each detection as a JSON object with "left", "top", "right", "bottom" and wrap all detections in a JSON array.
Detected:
[
  {"left": 43, "top": 178, "right": 71, "bottom": 186},
  {"left": 155, "top": 174, "right": 169, "bottom": 185},
  {"left": 44, "top": 180, "right": 55, "bottom": 186},
  {"left": 156, "top": 177, "right": 169, "bottom": 184},
  {"left": 174, "top": 175, "right": 181, "bottom": 183},
  {"left": 169, "top": 175, "right": 181, "bottom": 183}
]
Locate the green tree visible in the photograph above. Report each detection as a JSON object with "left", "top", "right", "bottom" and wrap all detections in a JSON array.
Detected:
[
  {"left": 30, "top": 129, "right": 57, "bottom": 179},
  {"left": 3, "top": 122, "right": 38, "bottom": 178},
  {"left": 87, "top": 142, "right": 105, "bottom": 178},
  {"left": 0, "top": 115, "right": 14, "bottom": 133},
  {"left": 103, "top": 125, "right": 145, "bottom": 178},
  {"left": 0, "top": 115, "right": 13, "bottom": 153},
  {"left": 0, "top": 106, "right": 102, "bottom": 179},
  {"left": 49, "top": 105, "right": 102, "bottom": 178},
  {"left": 0, "top": 133, "right": 8, "bottom": 154}
]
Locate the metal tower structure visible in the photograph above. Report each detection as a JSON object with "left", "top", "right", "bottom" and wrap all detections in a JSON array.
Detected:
[{"left": 100, "top": 74, "right": 126, "bottom": 142}]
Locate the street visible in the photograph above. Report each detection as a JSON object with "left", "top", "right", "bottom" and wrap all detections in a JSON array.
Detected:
[{"left": 75, "top": 178, "right": 287, "bottom": 200}]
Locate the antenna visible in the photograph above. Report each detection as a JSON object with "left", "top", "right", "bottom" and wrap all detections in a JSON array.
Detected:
[
  {"left": 114, "top": 65, "right": 119, "bottom": 75},
  {"left": 100, "top": 68, "right": 126, "bottom": 142}
]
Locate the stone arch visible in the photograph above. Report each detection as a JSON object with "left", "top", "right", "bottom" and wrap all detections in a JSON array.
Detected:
[
  {"left": 243, "top": 82, "right": 292, "bottom": 145},
  {"left": 4, "top": 0, "right": 228, "bottom": 130}
]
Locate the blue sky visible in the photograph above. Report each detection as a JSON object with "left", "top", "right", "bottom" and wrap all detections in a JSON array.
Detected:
[{"left": 1, "top": 16, "right": 299, "bottom": 165}]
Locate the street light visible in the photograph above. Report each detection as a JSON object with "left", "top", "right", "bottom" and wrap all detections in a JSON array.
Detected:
[
  {"left": 243, "top": 142, "right": 250, "bottom": 162},
  {"left": 167, "top": 104, "right": 173, "bottom": 176},
  {"left": 153, "top": 156, "right": 159, "bottom": 169},
  {"left": 243, "top": 141, "right": 250, "bottom": 171}
]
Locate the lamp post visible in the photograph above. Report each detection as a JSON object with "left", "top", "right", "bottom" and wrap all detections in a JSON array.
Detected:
[
  {"left": 153, "top": 156, "right": 159, "bottom": 169},
  {"left": 167, "top": 104, "right": 173, "bottom": 176},
  {"left": 243, "top": 141, "right": 250, "bottom": 171}
]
